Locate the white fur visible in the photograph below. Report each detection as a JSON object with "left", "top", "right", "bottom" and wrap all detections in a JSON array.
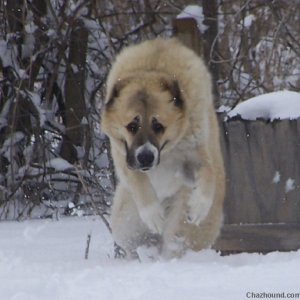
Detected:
[
  {"left": 148, "top": 156, "right": 182, "bottom": 201},
  {"left": 187, "top": 185, "right": 214, "bottom": 225},
  {"left": 138, "top": 201, "right": 164, "bottom": 234}
]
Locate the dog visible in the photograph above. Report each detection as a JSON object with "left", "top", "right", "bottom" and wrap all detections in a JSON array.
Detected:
[{"left": 101, "top": 38, "right": 225, "bottom": 259}]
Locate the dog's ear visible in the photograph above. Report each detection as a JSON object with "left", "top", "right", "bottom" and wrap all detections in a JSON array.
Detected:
[
  {"left": 105, "top": 78, "right": 130, "bottom": 108},
  {"left": 160, "top": 78, "right": 184, "bottom": 109}
]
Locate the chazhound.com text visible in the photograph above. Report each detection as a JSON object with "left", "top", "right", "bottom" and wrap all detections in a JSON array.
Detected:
[{"left": 246, "top": 292, "right": 300, "bottom": 299}]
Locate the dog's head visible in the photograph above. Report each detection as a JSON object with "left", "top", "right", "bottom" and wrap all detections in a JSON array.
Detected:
[{"left": 101, "top": 74, "right": 188, "bottom": 171}]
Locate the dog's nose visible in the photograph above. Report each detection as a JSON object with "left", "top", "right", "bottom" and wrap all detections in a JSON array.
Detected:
[{"left": 137, "top": 150, "right": 155, "bottom": 169}]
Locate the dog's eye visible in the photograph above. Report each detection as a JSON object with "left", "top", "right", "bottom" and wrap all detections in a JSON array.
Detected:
[
  {"left": 126, "top": 122, "right": 139, "bottom": 134},
  {"left": 152, "top": 118, "right": 165, "bottom": 134},
  {"left": 126, "top": 117, "right": 140, "bottom": 134}
]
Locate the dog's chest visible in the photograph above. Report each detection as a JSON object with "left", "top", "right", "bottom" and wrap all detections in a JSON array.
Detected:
[{"left": 148, "top": 159, "right": 183, "bottom": 201}]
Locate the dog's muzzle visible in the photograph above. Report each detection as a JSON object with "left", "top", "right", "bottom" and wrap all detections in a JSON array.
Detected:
[{"left": 127, "top": 142, "right": 159, "bottom": 171}]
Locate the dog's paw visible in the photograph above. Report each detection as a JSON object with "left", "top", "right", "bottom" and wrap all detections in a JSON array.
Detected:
[
  {"left": 139, "top": 202, "right": 164, "bottom": 234},
  {"left": 187, "top": 187, "right": 213, "bottom": 225}
]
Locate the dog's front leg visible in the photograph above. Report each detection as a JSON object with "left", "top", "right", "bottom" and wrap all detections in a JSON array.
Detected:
[
  {"left": 183, "top": 149, "right": 216, "bottom": 225},
  {"left": 125, "top": 171, "right": 164, "bottom": 234},
  {"left": 187, "top": 164, "right": 215, "bottom": 225}
]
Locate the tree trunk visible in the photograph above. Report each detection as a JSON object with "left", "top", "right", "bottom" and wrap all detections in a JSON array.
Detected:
[
  {"left": 61, "top": 19, "right": 90, "bottom": 165},
  {"left": 1, "top": 0, "right": 29, "bottom": 173},
  {"left": 202, "top": 0, "right": 220, "bottom": 107}
]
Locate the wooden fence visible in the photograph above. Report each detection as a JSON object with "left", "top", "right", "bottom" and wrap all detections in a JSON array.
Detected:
[
  {"left": 173, "top": 18, "right": 300, "bottom": 253},
  {"left": 214, "top": 116, "right": 300, "bottom": 253}
]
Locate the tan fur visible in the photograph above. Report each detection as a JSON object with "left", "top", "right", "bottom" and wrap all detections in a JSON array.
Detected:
[{"left": 101, "top": 38, "right": 225, "bottom": 259}]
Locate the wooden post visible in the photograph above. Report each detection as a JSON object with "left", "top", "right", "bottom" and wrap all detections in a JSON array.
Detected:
[{"left": 172, "top": 18, "right": 203, "bottom": 57}]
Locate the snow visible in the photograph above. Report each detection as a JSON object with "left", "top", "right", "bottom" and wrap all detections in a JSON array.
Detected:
[
  {"left": 46, "top": 158, "right": 74, "bottom": 171},
  {"left": 81, "top": 116, "right": 88, "bottom": 125},
  {"left": 285, "top": 178, "right": 295, "bottom": 194},
  {"left": 71, "top": 63, "right": 79, "bottom": 73},
  {"left": 28, "top": 91, "right": 46, "bottom": 127},
  {"left": 1, "top": 217, "right": 300, "bottom": 300},
  {"left": 177, "top": 5, "right": 208, "bottom": 33},
  {"left": 95, "top": 153, "right": 110, "bottom": 168},
  {"left": 0, "top": 40, "right": 14, "bottom": 68},
  {"left": 24, "top": 23, "right": 38, "bottom": 34},
  {"left": 227, "top": 91, "right": 300, "bottom": 121},
  {"left": 272, "top": 171, "right": 281, "bottom": 184},
  {"left": 17, "top": 69, "right": 28, "bottom": 79},
  {"left": 2, "top": 132, "right": 25, "bottom": 149},
  {"left": 217, "top": 105, "right": 232, "bottom": 113},
  {"left": 83, "top": 18, "right": 100, "bottom": 31},
  {"left": 242, "top": 14, "right": 256, "bottom": 28}
]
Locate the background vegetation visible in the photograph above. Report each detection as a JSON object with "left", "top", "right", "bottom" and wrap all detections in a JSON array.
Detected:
[{"left": 0, "top": 0, "right": 299, "bottom": 219}]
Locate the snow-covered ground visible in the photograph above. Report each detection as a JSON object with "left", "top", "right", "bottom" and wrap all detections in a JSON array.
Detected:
[{"left": 1, "top": 217, "right": 300, "bottom": 300}]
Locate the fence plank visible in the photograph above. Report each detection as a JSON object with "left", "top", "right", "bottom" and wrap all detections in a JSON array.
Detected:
[
  {"left": 214, "top": 224, "right": 300, "bottom": 253},
  {"left": 221, "top": 117, "right": 262, "bottom": 224},
  {"left": 246, "top": 120, "right": 278, "bottom": 223}
]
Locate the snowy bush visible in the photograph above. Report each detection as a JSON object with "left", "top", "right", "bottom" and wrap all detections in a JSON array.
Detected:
[
  {"left": 0, "top": 0, "right": 300, "bottom": 219},
  {"left": 0, "top": 0, "right": 178, "bottom": 219},
  {"left": 0, "top": 0, "right": 115, "bottom": 219},
  {"left": 217, "top": 0, "right": 300, "bottom": 106}
]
